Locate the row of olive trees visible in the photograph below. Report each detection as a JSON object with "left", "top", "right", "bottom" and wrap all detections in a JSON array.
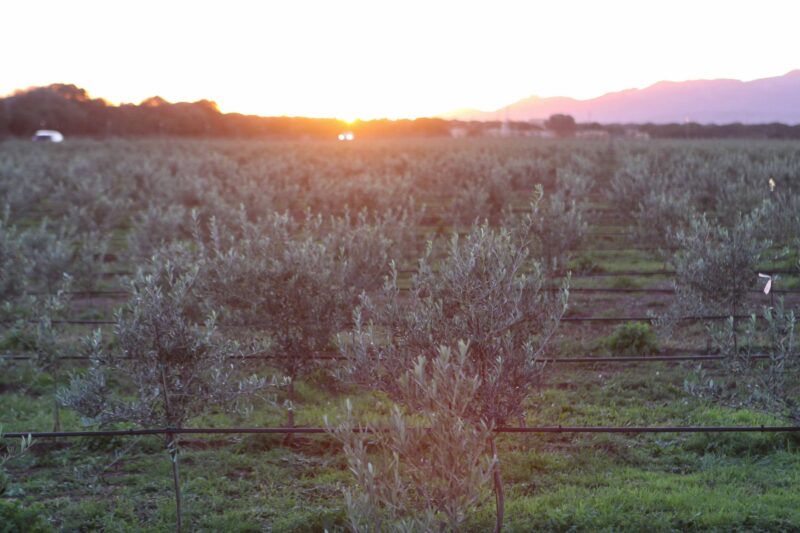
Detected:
[
  {"left": 611, "top": 146, "right": 800, "bottom": 253},
  {"left": 48, "top": 193, "right": 568, "bottom": 532},
  {"left": 1, "top": 139, "right": 606, "bottom": 255},
  {"left": 49, "top": 204, "right": 413, "bottom": 531},
  {"left": 664, "top": 202, "right": 799, "bottom": 426}
]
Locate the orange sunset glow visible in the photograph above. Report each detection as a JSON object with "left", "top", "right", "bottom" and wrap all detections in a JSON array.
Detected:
[{"left": 3, "top": 0, "right": 800, "bottom": 120}]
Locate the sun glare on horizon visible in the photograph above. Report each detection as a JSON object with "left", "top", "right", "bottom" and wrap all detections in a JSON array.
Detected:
[{"left": 2, "top": 0, "right": 800, "bottom": 119}]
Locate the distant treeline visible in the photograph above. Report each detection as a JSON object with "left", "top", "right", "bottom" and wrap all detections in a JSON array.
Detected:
[
  {"left": 602, "top": 122, "right": 800, "bottom": 140},
  {"left": 2, "top": 84, "right": 800, "bottom": 140}
]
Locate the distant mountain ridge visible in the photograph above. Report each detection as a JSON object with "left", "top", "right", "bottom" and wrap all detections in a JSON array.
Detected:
[{"left": 443, "top": 71, "right": 800, "bottom": 124}]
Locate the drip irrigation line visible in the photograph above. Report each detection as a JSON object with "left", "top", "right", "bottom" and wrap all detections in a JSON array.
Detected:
[
  {"left": 0, "top": 313, "right": 772, "bottom": 328},
  {"left": 218, "top": 314, "right": 766, "bottom": 329},
  {"left": 0, "top": 352, "right": 774, "bottom": 364},
  {"left": 544, "top": 354, "right": 771, "bottom": 363},
  {"left": 560, "top": 314, "right": 755, "bottom": 323},
  {"left": 562, "top": 287, "right": 800, "bottom": 295},
  {"left": 566, "top": 269, "right": 798, "bottom": 278},
  {"left": 3, "top": 425, "right": 800, "bottom": 440},
  {"left": 0, "top": 318, "right": 117, "bottom": 326},
  {"left": 396, "top": 268, "right": 797, "bottom": 278},
  {"left": 89, "top": 267, "right": 798, "bottom": 279},
  {"left": 39, "top": 287, "right": 800, "bottom": 298}
]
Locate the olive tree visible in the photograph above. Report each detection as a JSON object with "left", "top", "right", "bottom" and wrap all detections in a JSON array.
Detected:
[
  {"left": 666, "top": 211, "right": 770, "bottom": 349},
  {"left": 59, "top": 262, "right": 272, "bottom": 532},
  {"left": 28, "top": 291, "right": 72, "bottom": 431},
  {"left": 198, "top": 210, "right": 399, "bottom": 436},
  {"left": 21, "top": 219, "right": 108, "bottom": 293},
  {"left": 340, "top": 222, "right": 569, "bottom": 533},
  {"left": 633, "top": 190, "right": 695, "bottom": 259},
  {"left": 326, "top": 343, "right": 495, "bottom": 532},
  {"left": 685, "top": 300, "right": 797, "bottom": 419},
  {"left": 507, "top": 186, "right": 587, "bottom": 273}
]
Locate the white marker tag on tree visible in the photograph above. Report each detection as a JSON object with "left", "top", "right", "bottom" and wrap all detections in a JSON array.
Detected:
[{"left": 758, "top": 273, "right": 772, "bottom": 294}]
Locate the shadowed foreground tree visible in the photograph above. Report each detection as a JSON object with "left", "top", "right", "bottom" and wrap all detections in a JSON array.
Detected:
[
  {"left": 59, "top": 262, "right": 274, "bottom": 532},
  {"left": 326, "top": 343, "right": 495, "bottom": 532},
  {"left": 339, "top": 222, "right": 569, "bottom": 532}
]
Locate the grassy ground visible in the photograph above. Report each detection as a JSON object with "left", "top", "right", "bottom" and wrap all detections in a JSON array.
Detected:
[{"left": 3, "top": 354, "right": 800, "bottom": 531}]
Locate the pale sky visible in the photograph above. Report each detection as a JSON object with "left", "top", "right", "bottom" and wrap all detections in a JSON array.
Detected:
[{"left": 2, "top": 0, "right": 799, "bottom": 119}]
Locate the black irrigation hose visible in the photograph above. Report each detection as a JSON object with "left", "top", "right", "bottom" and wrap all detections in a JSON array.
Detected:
[
  {"left": 0, "top": 352, "right": 773, "bottom": 364},
  {"left": 567, "top": 269, "right": 798, "bottom": 278},
  {"left": 546, "top": 354, "right": 771, "bottom": 363},
  {"left": 92, "top": 268, "right": 796, "bottom": 278},
  {"left": 560, "top": 314, "right": 757, "bottom": 323},
  {"left": 0, "top": 314, "right": 767, "bottom": 327},
  {"left": 565, "top": 287, "right": 800, "bottom": 294},
  {"left": 3, "top": 425, "right": 800, "bottom": 440},
  {"left": 0, "top": 319, "right": 117, "bottom": 326},
  {"left": 394, "top": 268, "right": 797, "bottom": 278},
  {"left": 41, "top": 287, "right": 800, "bottom": 297}
]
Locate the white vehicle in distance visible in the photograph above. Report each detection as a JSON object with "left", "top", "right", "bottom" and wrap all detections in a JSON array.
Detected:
[
  {"left": 32, "top": 130, "right": 64, "bottom": 142},
  {"left": 337, "top": 132, "right": 354, "bottom": 141}
]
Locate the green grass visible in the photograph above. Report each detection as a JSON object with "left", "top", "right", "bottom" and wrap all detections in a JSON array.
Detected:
[
  {"left": 468, "top": 454, "right": 800, "bottom": 532},
  {"left": 3, "top": 356, "right": 800, "bottom": 531}
]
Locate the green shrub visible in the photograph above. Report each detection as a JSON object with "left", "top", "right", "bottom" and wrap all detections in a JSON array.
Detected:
[
  {"left": 0, "top": 500, "right": 52, "bottom": 533},
  {"left": 604, "top": 322, "right": 659, "bottom": 355}
]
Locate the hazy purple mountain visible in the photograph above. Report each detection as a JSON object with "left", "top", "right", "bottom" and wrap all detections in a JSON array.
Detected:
[{"left": 443, "top": 71, "right": 800, "bottom": 124}]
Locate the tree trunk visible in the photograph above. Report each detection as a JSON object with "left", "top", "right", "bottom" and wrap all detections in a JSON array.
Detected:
[
  {"left": 159, "top": 366, "right": 181, "bottom": 532},
  {"left": 491, "top": 436, "right": 504, "bottom": 533},
  {"left": 52, "top": 373, "right": 61, "bottom": 432},
  {"left": 52, "top": 396, "right": 61, "bottom": 432},
  {"left": 283, "top": 378, "right": 295, "bottom": 447},
  {"left": 168, "top": 436, "right": 182, "bottom": 533},
  {"left": 732, "top": 300, "right": 739, "bottom": 355}
]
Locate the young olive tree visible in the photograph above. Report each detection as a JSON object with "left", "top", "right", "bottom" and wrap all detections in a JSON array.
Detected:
[
  {"left": 505, "top": 185, "right": 587, "bottom": 274},
  {"left": 198, "top": 210, "right": 396, "bottom": 436},
  {"left": 126, "top": 204, "right": 191, "bottom": 262},
  {"left": 340, "top": 222, "right": 569, "bottom": 533},
  {"left": 633, "top": 190, "right": 695, "bottom": 259},
  {"left": 28, "top": 291, "right": 72, "bottom": 431},
  {"left": 326, "top": 343, "right": 495, "bottom": 533},
  {"left": 685, "top": 300, "right": 797, "bottom": 419},
  {"left": 666, "top": 211, "right": 770, "bottom": 348},
  {"left": 59, "top": 262, "right": 272, "bottom": 532},
  {"left": 21, "top": 219, "right": 108, "bottom": 293},
  {"left": 759, "top": 191, "right": 800, "bottom": 248}
]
